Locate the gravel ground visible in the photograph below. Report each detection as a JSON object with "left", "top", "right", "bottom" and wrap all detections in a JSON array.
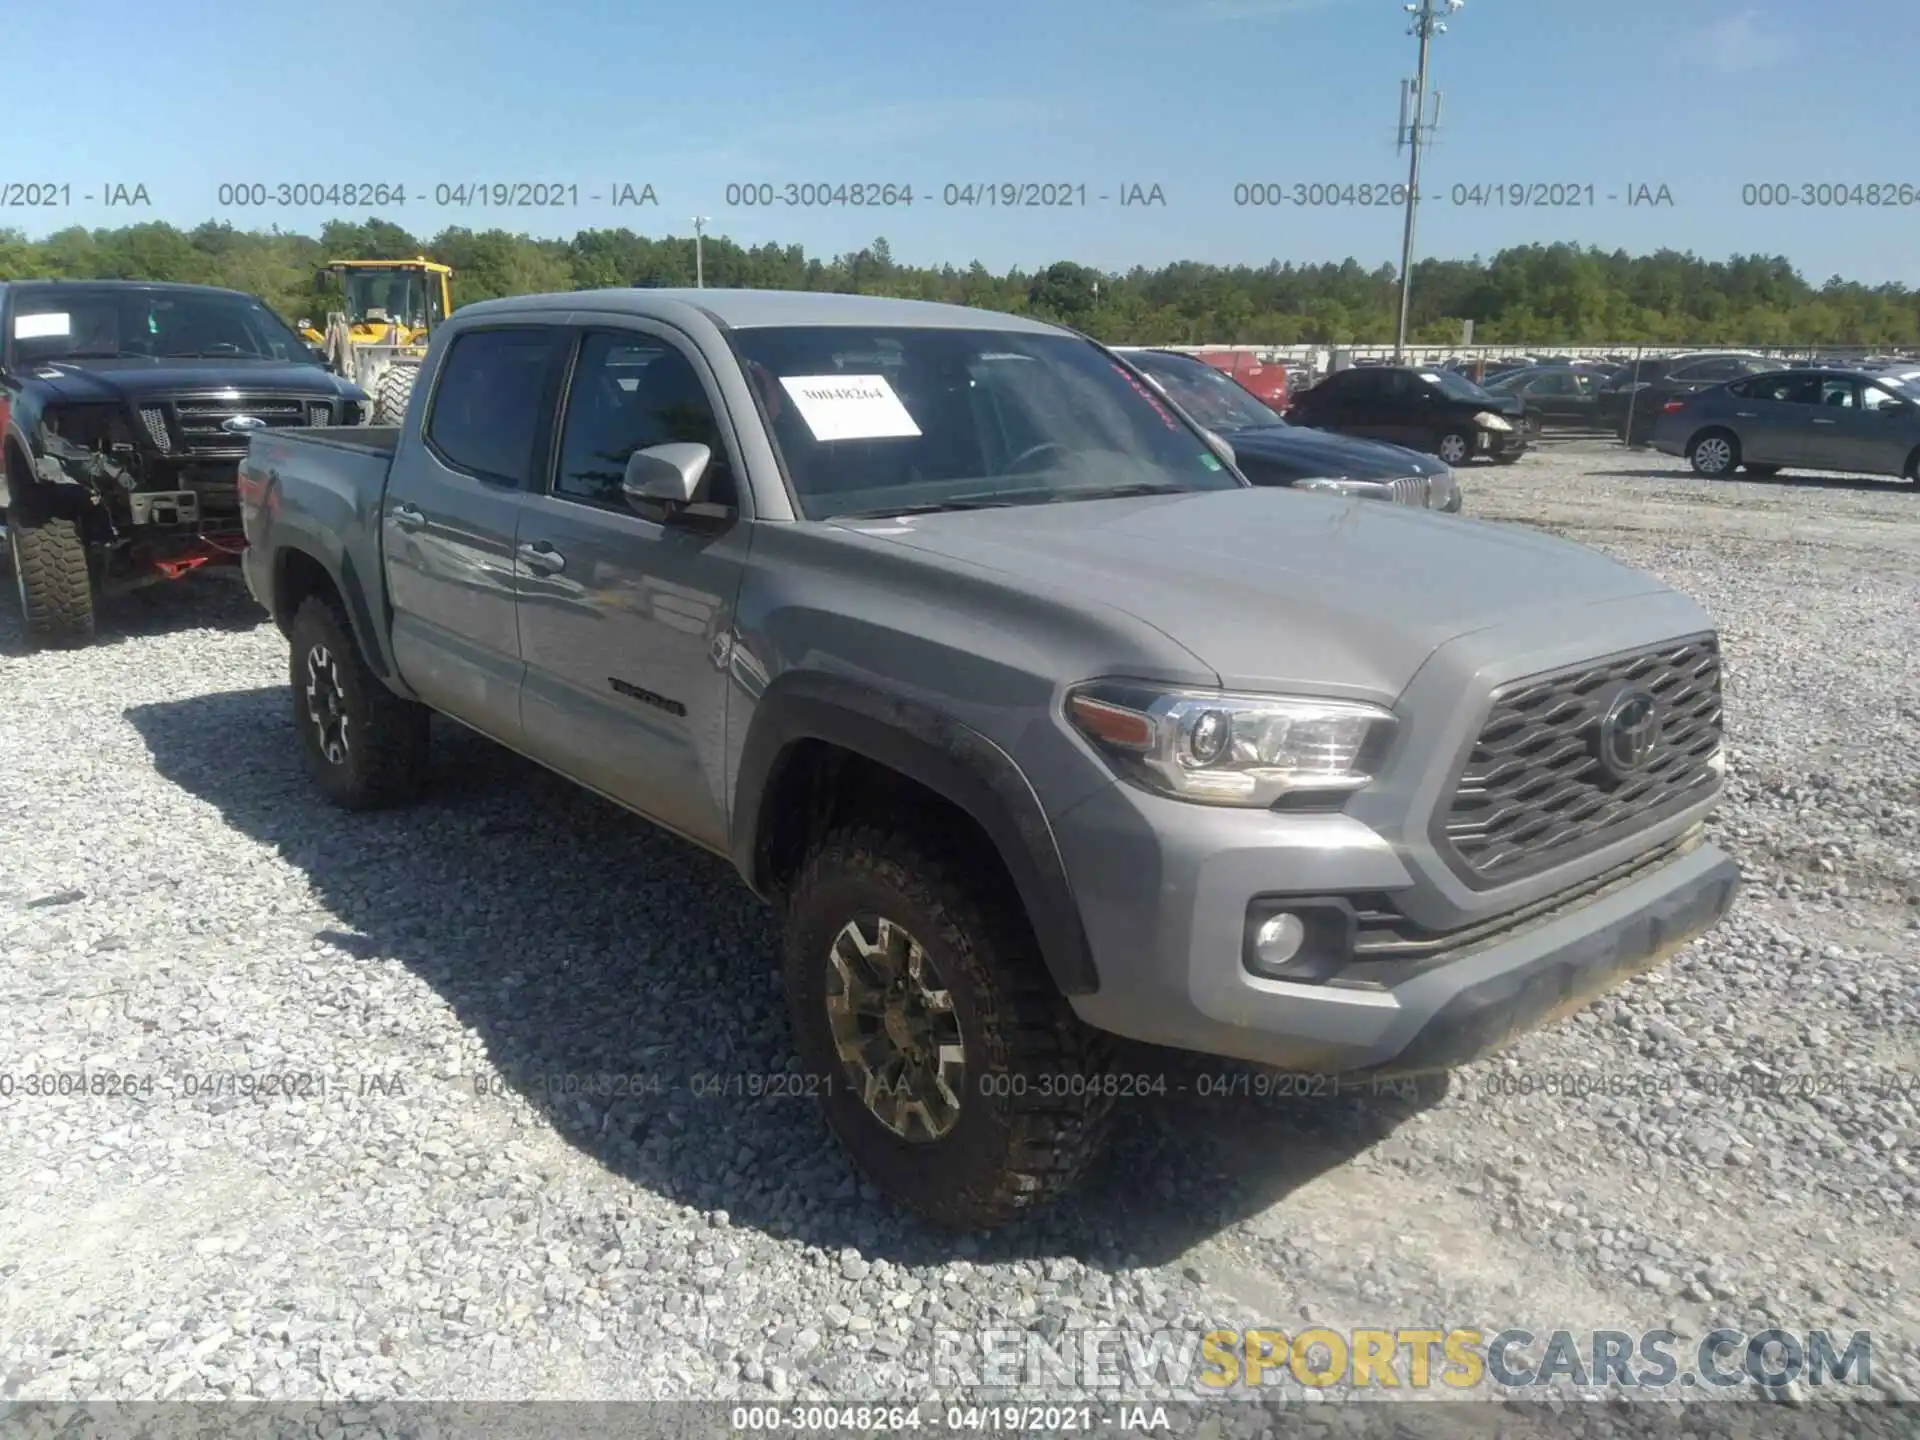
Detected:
[{"left": 0, "top": 442, "right": 1915, "bottom": 1422}]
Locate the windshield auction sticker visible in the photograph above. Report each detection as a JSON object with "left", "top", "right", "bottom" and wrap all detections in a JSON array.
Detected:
[
  {"left": 14, "top": 313, "right": 70, "bottom": 338},
  {"left": 779, "top": 374, "right": 922, "bottom": 441}
]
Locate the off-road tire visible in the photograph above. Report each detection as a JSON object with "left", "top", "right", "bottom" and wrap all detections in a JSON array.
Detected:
[
  {"left": 1434, "top": 428, "right": 1474, "bottom": 466},
  {"left": 288, "top": 593, "right": 430, "bottom": 810},
  {"left": 782, "top": 822, "right": 1116, "bottom": 1228},
  {"left": 7, "top": 504, "right": 95, "bottom": 649},
  {"left": 374, "top": 365, "right": 420, "bottom": 426}
]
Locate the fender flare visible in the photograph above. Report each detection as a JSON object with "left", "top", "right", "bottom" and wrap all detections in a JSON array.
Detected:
[
  {"left": 732, "top": 672, "right": 1100, "bottom": 996},
  {"left": 270, "top": 540, "right": 397, "bottom": 684}
]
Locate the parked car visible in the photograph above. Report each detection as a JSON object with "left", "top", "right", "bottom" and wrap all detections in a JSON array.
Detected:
[
  {"left": 1481, "top": 364, "right": 1612, "bottom": 430},
  {"left": 1121, "top": 348, "right": 1461, "bottom": 510},
  {"left": 240, "top": 288, "right": 1739, "bottom": 1227},
  {"left": 0, "top": 279, "right": 371, "bottom": 647},
  {"left": 1652, "top": 366, "right": 1920, "bottom": 482},
  {"left": 1187, "top": 348, "right": 1290, "bottom": 410},
  {"left": 1287, "top": 364, "right": 1530, "bottom": 464},
  {"left": 1596, "top": 352, "right": 1777, "bottom": 445}
]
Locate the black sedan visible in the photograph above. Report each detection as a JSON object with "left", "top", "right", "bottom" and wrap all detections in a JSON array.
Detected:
[
  {"left": 1120, "top": 349, "right": 1462, "bottom": 510},
  {"left": 1284, "top": 364, "right": 1529, "bottom": 465},
  {"left": 1480, "top": 364, "right": 1612, "bottom": 430},
  {"left": 1651, "top": 367, "right": 1920, "bottom": 482}
]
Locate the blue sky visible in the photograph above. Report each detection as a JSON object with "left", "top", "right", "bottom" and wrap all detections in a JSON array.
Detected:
[{"left": 15, "top": 0, "right": 1915, "bottom": 283}]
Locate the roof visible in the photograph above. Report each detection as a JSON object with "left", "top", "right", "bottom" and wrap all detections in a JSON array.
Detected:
[
  {"left": 458, "top": 287, "right": 1069, "bottom": 334},
  {"left": 1, "top": 278, "right": 260, "bottom": 299}
]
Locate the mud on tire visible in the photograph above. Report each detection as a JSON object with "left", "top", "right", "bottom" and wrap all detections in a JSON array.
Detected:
[
  {"left": 7, "top": 503, "right": 95, "bottom": 649},
  {"left": 288, "top": 593, "right": 430, "bottom": 810},
  {"left": 781, "top": 822, "right": 1116, "bottom": 1228}
]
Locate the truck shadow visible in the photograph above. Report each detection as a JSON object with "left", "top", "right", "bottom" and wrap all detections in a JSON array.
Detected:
[
  {"left": 0, "top": 571, "right": 265, "bottom": 656},
  {"left": 125, "top": 686, "right": 1439, "bottom": 1268}
]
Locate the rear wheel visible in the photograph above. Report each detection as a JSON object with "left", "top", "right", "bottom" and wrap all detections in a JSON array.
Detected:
[
  {"left": 288, "top": 593, "right": 430, "bottom": 809},
  {"left": 1687, "top": 430, "right": 1739, "bottom": 477},
  {"left": 1904, "top": 448, "right": 1920, "bottom": 485},
  {"left": 7, "top": 502, "right": 95, "bottom": 649},
  {"left": 781, "top": 822, "right": 1115, "bottom": 1228},
  {"left": 1434, "top": 428, "right": 1474, "bottom": 465}
]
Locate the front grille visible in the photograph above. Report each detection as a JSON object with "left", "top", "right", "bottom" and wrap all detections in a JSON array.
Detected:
[
  {"left": 1387, "top": 475, "right": 1429, "bottom": 506},
  {"left": 163, "top": 396, "right": 320, "bottom": 455},
  {"left": 1435, "top": 635, "right": 1723, "bottom": 887}
]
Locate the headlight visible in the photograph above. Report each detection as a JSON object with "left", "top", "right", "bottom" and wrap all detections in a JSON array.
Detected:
[
  {"left": 1473, "top": 411, "right": 1513, "bottom": 432},
  {"left": 1292, "top": 476, "right": 1356, "bottom": 495},
  {"left": 1065, "top": 682, "right": 1397, "bottom": 806}
]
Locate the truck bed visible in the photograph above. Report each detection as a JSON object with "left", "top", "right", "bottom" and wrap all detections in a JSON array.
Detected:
[{"left": 275, "top": 424, "right": 400, "bottom": 457}]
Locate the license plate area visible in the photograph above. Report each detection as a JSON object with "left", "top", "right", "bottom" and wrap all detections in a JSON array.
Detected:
[{"left": 129, "top": 491, "right": 200, "bottom": 527}]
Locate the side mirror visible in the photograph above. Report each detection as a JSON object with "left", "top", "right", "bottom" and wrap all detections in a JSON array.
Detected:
[
  {"left": 622, "top": 443, "right": 710, "bottom": 510},
  {"left": 1202, "top": 430, "right": 1235, "bottom": 467}
]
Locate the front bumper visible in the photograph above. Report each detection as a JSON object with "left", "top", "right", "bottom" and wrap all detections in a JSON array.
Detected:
[
  {"left": 1476, "top": 427, "right": 1529, "bottom": 458},
  {"left": 1056, "top": 777, "right": 1739, "bottom": 1073}
]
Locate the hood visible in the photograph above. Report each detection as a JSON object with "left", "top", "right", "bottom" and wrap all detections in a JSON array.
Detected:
[
  {"left": 26, "top": 359, "right": 356, "bottom": 404},
  {"left": 1224, "top": 424, "right": 1444, "bottom": 481},
  {"left": 832, "top": 488, "right": 1673, "bottom": 698}
]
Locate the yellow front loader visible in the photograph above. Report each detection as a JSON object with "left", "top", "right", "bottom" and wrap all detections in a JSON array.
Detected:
[{"left": 298, "top": 258, "right": 453, "bottom": 423}]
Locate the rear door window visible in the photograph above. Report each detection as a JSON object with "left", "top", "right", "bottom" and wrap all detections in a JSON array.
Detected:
[{"left": 424, "top": 327, "right": 566, "bottom": 485}]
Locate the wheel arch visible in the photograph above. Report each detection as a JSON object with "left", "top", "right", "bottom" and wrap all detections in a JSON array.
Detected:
[
  {"left": 270, "top": 541, "right": 393, "bottom": 681},
  {"left": 733, "top": 673, "right": 1100, "bottom": 997}
]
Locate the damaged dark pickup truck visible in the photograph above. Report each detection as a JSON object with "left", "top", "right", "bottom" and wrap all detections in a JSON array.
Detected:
[{"left": 0, "top": 280, "right": 371, "bottom": 647}]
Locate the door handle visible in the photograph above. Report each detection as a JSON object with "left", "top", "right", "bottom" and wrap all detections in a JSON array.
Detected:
[
  {"left": 1735, "top": 411, "right": 1757, "bottom": 418},
  {"left": 392, "top": 502, "right": 426, "bottom": 529},
  {"left": 517, "top": 541, "right": 566, "bottom": 574},
  {"left": 1812, "top": 418, "right": 1836, "bottom": 425}
]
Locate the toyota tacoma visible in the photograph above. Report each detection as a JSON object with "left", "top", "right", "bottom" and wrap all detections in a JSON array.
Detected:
[{"left": 238, "top": 289, "right": 1740, "bottom": 1228}]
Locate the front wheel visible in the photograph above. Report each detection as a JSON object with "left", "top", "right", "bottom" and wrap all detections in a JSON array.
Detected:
[
  {"left": 7, "top": 504, "right": 95, "bottom": 649},
  {"left": 1687, "top": 431, "right": 1739, "bottom": 477},
  {"left": 287, "top": 593, "right": 430, "bottom": 809},
  {"left": 782, "top": 823, "right": 1115, "bottom": 1228},
  {"left": 1434, "top": 429, "right": 1474, "bottom": 465}
]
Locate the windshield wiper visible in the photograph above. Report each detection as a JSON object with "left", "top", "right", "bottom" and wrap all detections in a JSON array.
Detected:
[
  {"left": 1046, "top": 481, "right": 1193, "bottom": 503},
  {"left": 833, "top": 496, "right": 1026, "bottom": 519}
]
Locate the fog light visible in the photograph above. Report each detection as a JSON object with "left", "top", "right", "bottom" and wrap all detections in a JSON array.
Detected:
[{"left": 1253, "top": 912, "right": 1307, "bottom": 968}]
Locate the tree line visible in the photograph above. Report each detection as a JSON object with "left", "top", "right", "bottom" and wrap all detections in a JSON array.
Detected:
[{"left": 3, "top": 218, "right": 1915, "bottom": 347}]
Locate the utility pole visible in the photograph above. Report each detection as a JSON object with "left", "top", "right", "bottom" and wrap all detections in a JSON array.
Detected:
[
  {"left": 1394, "top": 0, "right": 1460, "bottom": 362},
  {"left": 692, "top": 216, "right": 709, "bottom": 288}
]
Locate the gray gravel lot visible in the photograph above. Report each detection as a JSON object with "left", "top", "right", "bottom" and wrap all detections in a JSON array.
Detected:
[{"left": 0, "top": 442, "right": 1915, "bottom": 1418}]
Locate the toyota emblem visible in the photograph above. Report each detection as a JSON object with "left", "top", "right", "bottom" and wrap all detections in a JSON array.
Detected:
[{"left": 1597, "top": 689, "right": 1660, "bottom": 779}]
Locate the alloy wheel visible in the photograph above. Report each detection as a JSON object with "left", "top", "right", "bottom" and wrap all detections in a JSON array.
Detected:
[
  {"left": 1437, "top": 433, "right": 1470, "bottom": 465},
  {"left": 824, "top": 915, "right": 966, "bottom": 1142},
  {"left": 304, "top": 643, "right": 351, "bottom": 764},
  {"left": 1692, "top": 437, "right": 1733, "bottom": 475}
]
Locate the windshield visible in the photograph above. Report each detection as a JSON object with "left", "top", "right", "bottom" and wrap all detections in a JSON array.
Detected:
[
  {"left": 1124, "top": 352, "right": 1284, "bottom": 431},
  {"left": 1417, "top": 368, "right": 1497, "bottom": 403},
  {"left": 9, "top": 286, "right": 311, "bottom": 363},
  {"left": 343, "top": 269, "right": 431, "bottom": 328},
  {"left": 730, "top": 326, "right": 1245, "bottom": 520}
]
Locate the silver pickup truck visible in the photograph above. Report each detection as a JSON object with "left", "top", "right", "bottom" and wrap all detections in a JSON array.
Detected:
[{"left": 239, "top": 288, "right": 1739, "bottom": 1228}]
